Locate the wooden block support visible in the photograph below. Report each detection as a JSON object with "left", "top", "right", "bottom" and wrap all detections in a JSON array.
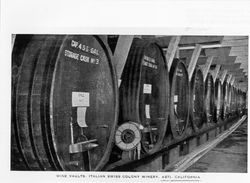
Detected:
[
  {"left": 216, "top": 127, "right": 220, "bottom": 136},
  {"left": 202, "top": 56, "right": 214, "bottom": 81},
  {"left": 220, "top": 126, "right": 224, "bottom": 133},
  {"left": 208, "top": 129, "right": 216, "bottom": 140},
  {"left": 112, "top": 35, "right": 134, "bottom": 79},
  {"left": 221, "top": 70, "right": 228, "bottom": 83},
  {"left": 169, "top": 145, "right": 180, "bottom": 164},
  {"left": 188, "top": 44, "right": 202, "bottom": 81},
  {"left": 199, "top": 133, "right": 207, "bottom": 145},
  {"left": 166, "top": 36, "right": 181, "bottom": 71},
  {"left": 189, "top": 138, "right": 197, "bottom": 153}
]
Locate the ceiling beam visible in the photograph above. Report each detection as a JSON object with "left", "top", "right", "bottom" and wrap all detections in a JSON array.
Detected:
[
  {"left": 223, "top": 36, "right": 248, "bottom": 40},
  {"left": 221, "top": 63, "right": 241, "bottom": 70},
  {"left": 179, "top": 36, "right": 223, "bottom": 46},
  {"left": 155, "top": 36, "right": 223, "bottom": 48},
  {"left": 195, "top": 56, "right": 236, "bottom": 65},
  {"left": 230, "top": 46, "right": 248, "bottom": 52},
  {"left": 235, "top": 55, "right": 248, "bottom": 62},
  {"left": 221, "top": 39, "right": 248, "bottom": 47},
  {"left": 229, "top": 51, "right": 248, "bottom": 56}
]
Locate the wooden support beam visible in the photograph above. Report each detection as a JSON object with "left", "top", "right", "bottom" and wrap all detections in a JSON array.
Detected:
[
  {"left": 113, "top": 35, "right": 134, "bottom": 80},
  {"left": 221, "top": 70, "right": 228, "bottom": 83},
  {"left": 98, "top": 35, "right": 108, "bottom": 43},
  {"left": 165, "top": 36, "right": 181, "bottom": 71},
  {"left": 202, "top": 56, "right": 214, "bottom": 81},
  {"left": 211, "top": 64, "right": 221, "bottom": 82},
  {"left": 188, "top": 44, "right": 202, "bottom": 81},
  {"left": 175, "top": 47, "right": 180, "bottom": 59},
  {"left": 230, "top": 77, "right": 235, "bottom": 85},
  {"left": 12, "top": 34, "right": 16, "bottom": 51},
  {"left": 227, "top": 74, "right": 232, "bottom": 83}
]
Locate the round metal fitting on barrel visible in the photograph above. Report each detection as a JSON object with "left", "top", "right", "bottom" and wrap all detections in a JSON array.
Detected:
[
  {"left": 189, "top": 67, "right": 205, "bottom": 132},
  {"left": 12, "top": 35, "right": 118, "bottom": 171},
  {"left": 204, "top": 73, "right": 215, "bottom": 124},
  {"left": 169, "top": 59, "right": 189, "bottom": 140},
  {"left": 214, "top": 78, "right": 222, "bottom": 122},
  {"left": 119, "top": 38, "right": 169, "bottom": 154}
]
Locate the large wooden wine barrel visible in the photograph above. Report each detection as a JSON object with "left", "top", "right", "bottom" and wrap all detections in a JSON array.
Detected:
[
  {"left": 227, "top": 84, "right": 233, "bottom": 117},
  {"left": 118, "top": 38, "right": 169, "bottom": 154},
  {"left": 204, "top": 73, "right": 215, "bottom": 124},
  {"left": 239, "top": 91, "right": 247, "bottom": 115},
  {"left": 222, "top": 75, "right": 230, "bottom": 120},
  {"left": 238, "top": 90, "right": 243, "bottom": 115},
  {"left": 12, "top": 35, "right": 34, "bottom": 170},
  {"left": 12, "top": 35, "right": 118, "bottom": 171},
  {"left": 242, "top": 92, "right": 247, "bottom": 114},
  {"left": 230, "top": 86, "right": 236, "bottom": 115},
  {"left": 214, "top": 78, "right": 222, "bottom": 122},
  {"left": 189, "top": 67, "right": 205, "bottom": 132},
  {"left": 235, "top": 88, "right": 240, "bottom": 115},
  {"left": 169, "top": 59, "right": 189, "bottom": 140}
]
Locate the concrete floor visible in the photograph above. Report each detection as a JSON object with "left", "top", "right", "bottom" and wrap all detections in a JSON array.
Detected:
[{"left": 186, "top": 120, "right": 248, "bottom": 173}]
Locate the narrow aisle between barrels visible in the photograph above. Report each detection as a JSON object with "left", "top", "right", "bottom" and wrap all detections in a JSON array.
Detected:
[{"left": 186, "top": 118, "right": 247, "bottom": 172}]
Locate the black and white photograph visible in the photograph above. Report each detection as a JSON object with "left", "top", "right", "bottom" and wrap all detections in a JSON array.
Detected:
[
  {"left": 1, "top": 0, "right": 250, "bottom": 183},
  {"left": 10, "top": 34, "right": 248, "bottom": 172}
]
